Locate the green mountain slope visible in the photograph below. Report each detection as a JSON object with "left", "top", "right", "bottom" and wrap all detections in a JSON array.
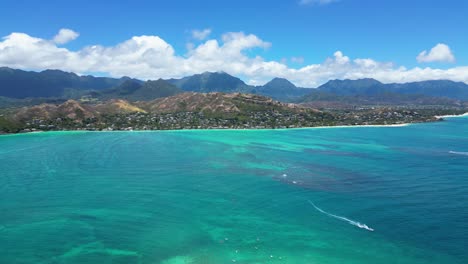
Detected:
[
  {"left": 0, "top": 67, "right": 128, "bottom": 98},
  {"left": 96, "top": 79, "right": 182, "bottom": 101}
]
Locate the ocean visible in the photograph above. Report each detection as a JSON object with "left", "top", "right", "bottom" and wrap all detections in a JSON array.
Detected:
[{"left": 1, "top": 116, "right": 467, "bottom": 263}]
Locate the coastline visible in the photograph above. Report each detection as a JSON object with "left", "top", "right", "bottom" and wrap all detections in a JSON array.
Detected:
[
  {"left": 0, "top": 122, "right": 413, "bottom": 137},
  {"left": 435, "top": 112, "right": 468, "bottom": 119},
  {"left": 302, "top": 123, "right": 409, "bottom": 129},
  {"left": 3, "top": 112, "right": 468, "bottom": 137}
]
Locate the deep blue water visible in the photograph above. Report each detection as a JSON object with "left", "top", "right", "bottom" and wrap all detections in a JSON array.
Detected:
[{"left": 0, "top": 117, "right": 467, "bottom": 263}]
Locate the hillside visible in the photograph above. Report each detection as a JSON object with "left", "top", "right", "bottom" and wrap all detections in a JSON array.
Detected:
[
  {"left": 11, "top": 93, "right": 308, "bottom": 122},
  {"left": 93, "top": 79, "right": 182, "bottom": 101},
  {"left": 94, "top": 99, "right": 147, "bottom": 114},
  {"left": 136, "top": 92, "right": 305, "bottom": 114},
  {"left": 1, "top": 93, "right": 332, "bottom": 132},
  {"left": 14, "top": 100, "right": 96, "bottom": 121}
]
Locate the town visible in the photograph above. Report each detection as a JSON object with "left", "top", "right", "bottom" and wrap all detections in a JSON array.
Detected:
[{"left": 13, "top": 107, "right": 466, "bottom": 133}]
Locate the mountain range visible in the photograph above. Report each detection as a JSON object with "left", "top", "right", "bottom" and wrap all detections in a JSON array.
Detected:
[
  {"left": 166, "top": 72, "right": 311, "bottom": 101},
  {"left": 1, "top": 67, "right": 468, "bottom": 105},
  {"left": 314, "top": 78, "right": 468, "bottom": 100},
  {"left": 167, "top": 72, "right": 249, "bottom": 93},
  {"left": 0, "top": 67, "right": 130, "bottom": 98}
]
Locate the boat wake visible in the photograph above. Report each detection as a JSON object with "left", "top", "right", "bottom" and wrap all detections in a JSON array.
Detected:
[
  {"left": 449, "top": 151, "right": 468, "bottom": 156},
  {"left": 308, "top": 200, "right": 374, "bottom": 232}
]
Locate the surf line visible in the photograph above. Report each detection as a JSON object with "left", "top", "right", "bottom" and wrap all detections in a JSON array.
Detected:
[{"left": 307, "top": 200, "right": 374, "bottom": 232}]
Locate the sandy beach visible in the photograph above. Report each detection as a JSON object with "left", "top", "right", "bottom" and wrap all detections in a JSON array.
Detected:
[{"left": 435, "top": 112, "right": 468, "bottom": 119}]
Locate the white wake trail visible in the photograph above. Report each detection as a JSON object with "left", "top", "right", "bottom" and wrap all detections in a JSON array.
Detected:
[
  {"left": 449, "top": 151, "right": 468, "bottom": 156},
  {"left": 308, "top": 200, "right": 374, "bottom": 232}
]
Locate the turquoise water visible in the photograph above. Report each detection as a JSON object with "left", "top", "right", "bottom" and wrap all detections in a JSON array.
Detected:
[{"left": 1, "top": 117, "right": 467, "bottom": 264}]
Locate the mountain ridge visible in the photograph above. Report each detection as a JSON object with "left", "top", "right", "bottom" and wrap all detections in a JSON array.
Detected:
[
  {"left": 167, "top": 71, "right": 251, "bottom": 93},
  {"left": 313, "top": 78, "right": 468, "bottom": 100},
  {"left": 1, "top": 67, "right": 468, "bottom": 103},
  {"left": 0, "top": 67, "right": 131, "bottom": 98}
]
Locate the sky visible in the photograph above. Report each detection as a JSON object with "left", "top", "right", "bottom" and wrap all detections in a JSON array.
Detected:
[{"left": 0, "top": 0, "right": 467, "bottom": 87}]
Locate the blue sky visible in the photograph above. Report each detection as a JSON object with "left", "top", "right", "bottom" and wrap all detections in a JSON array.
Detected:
[{"left": 0, "top": 0, "right": 467, "bottom": 86}]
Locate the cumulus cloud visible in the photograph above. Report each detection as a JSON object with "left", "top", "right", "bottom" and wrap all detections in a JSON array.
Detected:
[
  {"left": 191, "top": 28, "right": 212, "bottom": 41},
  {"left": 53, "top": 28, "right": 79, "bottom": 44},
  {"left": 299, "top": 0, "right": 338, "bottom": 5},
  {"left": 417, "top": 43, "right": 455, "bottom": 63},
  {"left": 0, "top": 29, "right": 467, "bottom": 87}
]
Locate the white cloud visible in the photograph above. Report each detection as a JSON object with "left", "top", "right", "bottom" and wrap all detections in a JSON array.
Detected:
[
  {"left": 417, "top": 43, "right": 455, "bottom": 63},
  {"left": 1, "top": 29, "right": 468, "bottom": 87},
  {"left": 331, "top": 51, "right": 349, "bottom": 64},
  {"left": 53, "top": 28, "right": 79, "bottom": 44},
  {"left": 191, "top": 28, "right": 212, "bottom": 41},
  {"left": 299, "top": 0, "right": 338, "bottom": 5}
]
